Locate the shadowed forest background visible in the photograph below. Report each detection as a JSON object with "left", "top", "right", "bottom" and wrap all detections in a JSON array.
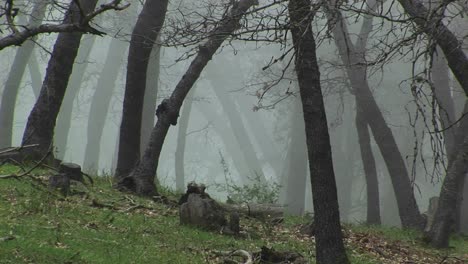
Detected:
[{"left": 0, "top": 0, "right": 467, "bottom": 263}]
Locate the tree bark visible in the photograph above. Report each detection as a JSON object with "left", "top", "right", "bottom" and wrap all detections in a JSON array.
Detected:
[
  {"left": 288, "top": 0, "right": 349, "bottom": 263},
  {"left": 325, "top": 1, "right": 424, "bottom": 229},
  {"left": 0, "top": 1, "right": 47, "bottom": 148},
  {"left": 28, "top": 52, "right": 43, "bottom": 98},
  {"left": 114, "top": 0, "right": 169, "bottom": 179},
  {"left": 118, "top": 0, "right": 259, "bottom": 196},
  {"left": 21, "top": 0, "right": 99, "bottom": 157},
  {"left": 55, "top": 35, "right": 96, "bottom": 159}
]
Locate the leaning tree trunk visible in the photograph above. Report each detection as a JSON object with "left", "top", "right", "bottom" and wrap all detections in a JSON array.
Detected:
[
  {"left": 207, "top": 63, "right": 267, "bottom": 184},
  {"left": 0, "top": 1, "right": 47, "bottom": 148},
  {"left": 397, "top": 0, "right": 468, "bottom": 96},
  {"left": 356, "top": 104, "right": 381, "bottom": 225},
  {"left": 55, "top": 35, "right": 96, "bottom": 159},
  {"left": 21, "top": 0, "right": 99, "bottom": 158},
  {"left": 326, "top": 0, "right": 424, "bottom": 229},
  {"left": 288, "top": 0, "right": 349, "bottom": 263},
  {"left": 117, "top": 0, "right": 259, "bottom": 196},
  {"left": 114, "top": 0, "right": 169, "bottom": 180}
]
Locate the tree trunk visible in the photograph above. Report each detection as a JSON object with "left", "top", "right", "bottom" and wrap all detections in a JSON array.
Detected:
[
  {"left": 118, "top": 0, "right": 258, "bottom": 196},
  {"left": 282, "top": 97, "right": 308, "bottom": 215},
  {"left": 207, "top": 64, "right": 267, "bottom": 184},
  {"left": 432, "top": 47, "right": 456, "bottom": 159},
  {"left": 114, "top": 0, "right": 169, "bottom": 180},
  {"left": 428, "top": 135, "right": 468, "bottom": 247},
  {"left": 326, "top": 1, "right": 424, "bottom": 229},
  {"left": 21, "top": 0, "right": 99, "bottom": 157},
  {"left": 175, "top": 90, "right": 194, "bottom": 192},
  {"left": 428, "top": 102, "right": 468, "bottom": 246},
  {"left": 28, "top": 52, "right": 43, "bottom": 98},
  {"left": 356, "top": 104, "right": 381, "bottom": 225},
  {"left": 82, "top": 37, "right": 128, "bottom": 173},
  {"left": 288, "top": 0, "right": 349, "bottom": 263},
  {"left": 0, "top": 1, "right": 47, "bottom": 148},
  {"left": 397, "top": 0, "right": 468, "bottom": 95},
  {"left": 140, "top": 43, "right": 161, "bottom": 155},
  {"left": 55, "top": 35, "right": 96, "bottom": 159}
]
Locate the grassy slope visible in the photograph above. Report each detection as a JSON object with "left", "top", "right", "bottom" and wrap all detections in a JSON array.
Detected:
[{"left": 0, "top": 164, "right": 466, "bottom": 264}]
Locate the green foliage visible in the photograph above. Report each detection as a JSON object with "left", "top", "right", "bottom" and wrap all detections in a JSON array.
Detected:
[{"left": 214, "top": 151, "right": 281, "bottom": 204}]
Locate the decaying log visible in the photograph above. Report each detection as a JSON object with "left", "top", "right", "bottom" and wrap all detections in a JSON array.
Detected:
[{"left": 221, "top": 202, "right": 284, "bottom": 222}]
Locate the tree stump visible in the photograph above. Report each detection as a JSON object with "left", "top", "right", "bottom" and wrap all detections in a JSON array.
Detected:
[
  {"left": 179, "top": 182, "right": 239, "bottom": 235},
  {"left": 59, "top": 162, "right": 83, "bottom": 182}
]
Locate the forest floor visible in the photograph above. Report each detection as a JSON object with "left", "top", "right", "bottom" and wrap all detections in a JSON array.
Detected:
[{"left": 0, "top": 164, "right": 467, "bottom": 264}]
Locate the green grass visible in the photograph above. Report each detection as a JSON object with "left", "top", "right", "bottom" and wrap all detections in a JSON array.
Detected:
[{"left": 0, "top": 164, "right": 466, "bottom": 263}]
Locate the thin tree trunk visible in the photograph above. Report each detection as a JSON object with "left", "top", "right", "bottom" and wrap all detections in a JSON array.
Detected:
[
  {"left": 288, "top": 0, "right": 349, "bottom": 263},
  {"left": 283, "top": 97, "right": 308, "bottom": 215},
  {"left": 21, "top": 0, "right": 99, "bottom": 157},
  {"left": 55, "top": 35, "right": 96, "bottom": 159},
  {"left": 175, "top": 90, "right": 194, "bottom": 192},
  {"left": 118, "top": 0, "right": 258, "bottom": 196},
  {"left": 196, "top": 103, "right": 252, "bottom": 184},
  {"left": 28, "top": 52, "right": 43, "bottom": 98},
  {"left": 326, "top": 1, "right": 424, "bottom": 229},
  {"left": 140, "top": 44, "right": 161, "bottom": 155},
  {"left": 114, "top": 0, "right": 169, "bottom": 179},
  {"left": 207, "top": 67, "right": 267, "bottom": 184},
  {"left": 82, "top": 37, "right": 128, "bottom": 173},
  {"left": 0, "top": 1, "right": 47, "bottom": 148},
  {"left": 432, "top": 48, "right": 456, "bottom": 159},
  {"left": 356, "top": 104, "right": 381, "bottom": 225}
]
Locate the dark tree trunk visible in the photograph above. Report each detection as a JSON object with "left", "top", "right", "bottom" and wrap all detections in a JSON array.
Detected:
[
  {"left": 326, "top": 1, "right": 424, "bottom": 229},
  {"left": 82, "top": 37, "right": 128, "bottom": 173},
  {"left": 428, "top": 135, "right": 468, "bottom": 247},
  {"left": 118, "top": 0, "right": 258, "bottom": 196},
  {"left": 288, "top": 0, "right": 349, "bottom": 263},
  {"left": 356, "top": 105, "right": 381, "bottom": 225},
  {"left": 397, "top": 0, "right": 468, "bottom": 95},
  {"left": 55, "top": 35, "right": 96, "bottom": 159},
  {"left": 0, "top": 1, "right": 47, "bottom": 148},
  {"left": 114, "top": 0, "right": 169, "bottom": 180},
  {"left": 21, "top": 0, "right": 99, "bottom": 157},
  {"left": 428, "top": 102, "right": 468, "bottom": 246}
]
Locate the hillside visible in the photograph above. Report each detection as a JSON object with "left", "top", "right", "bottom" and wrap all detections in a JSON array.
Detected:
[{"left": 0, "top": 164, "right": 467, "bottom": 263}]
